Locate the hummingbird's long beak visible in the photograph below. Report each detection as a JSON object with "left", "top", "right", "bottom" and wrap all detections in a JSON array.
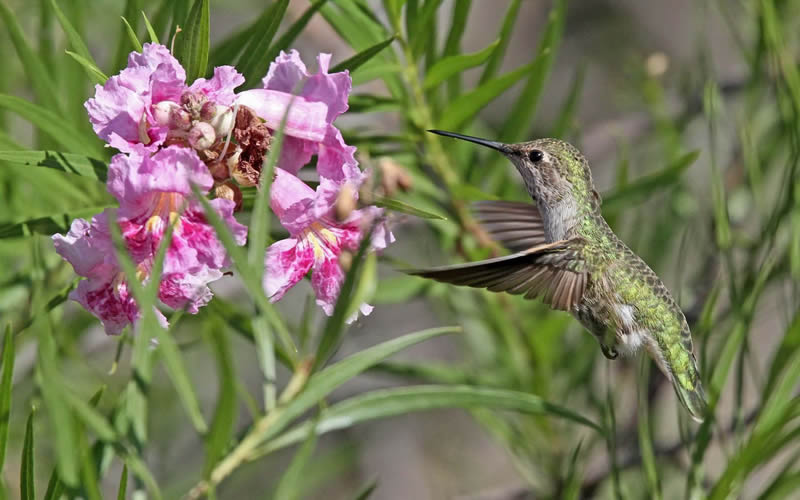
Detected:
[{"left": 428, "top": 130, "right": 512, "bottom": 154}]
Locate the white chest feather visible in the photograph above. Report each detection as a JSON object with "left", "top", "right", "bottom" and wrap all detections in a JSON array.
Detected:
[{"left": 614, "top": 303, "right": 646, "bottom": 356}]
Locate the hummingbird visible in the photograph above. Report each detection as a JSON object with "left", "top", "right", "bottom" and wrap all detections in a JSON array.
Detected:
[{"left": 409, "top": 129, "right": 708, "bottom": 422}]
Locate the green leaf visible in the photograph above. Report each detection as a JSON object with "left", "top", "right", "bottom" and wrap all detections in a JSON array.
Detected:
[
  {"left": 261, "top": 326, "right": 459, "bottom": 444},
  {"left": 272, "top": 422, "right": 319, "bottom": 500},
  {"left": 330, "top": 36, "right": 396, "bottom": 74},
  {"left": 0, "top": 97, "right": 103, "bottom": 157},
  {"left": 409, "top": 0, "right": 443, "bottom": 56},
  {"left": 348, "top": 94, "right": 400, "bottom": 113},
  {"left": 49, "top": 0, "right": 105, "bottom": 85},
  {"left": 20, "top": 410, "right": 34, "bottom": 500},
  {"left": 121, "top": 16, "right": 144, "bottom": 52},
  {"left": 12, "top": 281, "right": 77, "bottom": 336},
  {"left": 61, "top": 388, "right": 116, "bottom": 442},
  {"left": 423, "top": 39, "right": 499, "bottom": 91},
  {"left": 551, "top": 65, "right": 586, "bottom": 138},
  {"left": 117, "top": 465, "right": 128, "bottom": 500},
  {"left": 0, "top": 0, "right": 63, "bottom": 115},
  {"left": 478, "top": 0, "right": 521, "bottom": 84},
  {"left": 0, "top": 206, "right": 111, "bottom": 239},
  {"left": 65, "top": 51, "right": 108, "bottom": 85},
  {"left": 498, "top": 0, "right": 566, "bottom": 143},
  {"left": 42, "top": 468, "right": 63, "bottom": 500},
  {"left": 0, "top": 150, "right": 107, "bottom": 182},
  {"left": 264, "top": 0, "right": 329, "bottom": 65},
  {"left": 346, "top": 253, "right": 377, "bottom": 321},
  {"left": 111, "top": 0, "right": 141, "bottom": 71},
  {"left": 174, "top": 0, "right": 209, "bottom": 82},
  {"left": 352, "top": 479, "right": 378, "bottom": 500},
  {"left": 238, "top": 0, "right": 289, "bottom": 88},
  {"left": 0, "top": 326, "right": 14, "bottom": 473},
  {"left": 313, "top": 225, "right": 375, "bottom": 371},
  {"left": 36, "top": 324, "right": 79, "bottom": 486},
  {"left": 152, "top": 313, "right": 207, "bottom": 434},
  {"left": 142, "top": 11, "right": 159, "bottom": 43},
  {"left": 203, "top": 326, "right": 237, "bottom": 475},
  {"left": 437, "top": 61, "right": 536, "bottom": 131},
  {"left": 207, "top": 7, "right": 270, "bottom": 69},
  {"left": 372, "top": 275, "right": 428, "bottom": 304},
  {"left": 258, "top": 384, "right": 602, "bottom": 455},
  {"left": 373, "top": 195, "right": 446, "bottom": 219},
  {"left": 602, "top": 150, "right": 699, "bottom": 214}
]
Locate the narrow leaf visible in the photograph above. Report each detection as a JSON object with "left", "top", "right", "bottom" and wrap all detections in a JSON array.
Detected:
[
  {"left": 264, "top": 0, "right": 329, "bottom": 64},
  {"left": 330, "top": 36, "right": 396, "bottom": 74},
  {"left": 261, "top": 327, "right": 460, "bottom": 444},
  {"left": 20, "top": 410, "right": 34, "bottom": 500},
  {"left": 142, "top": 11, "right": 159, "bottom": 43},
  {"left": 61, "top": 389, "right": 116, "bottom": 442},
  {"left": 499, "top": 0, "right": 567, "bottom": 143},
  {"left": 479, "top": 0, "right": 521, "bottom": 84},
  {"left": 0, "top": 0, "right": 63, "bottom": 114},
  {"left": 0, "top": 326, "right": 14, "bottom": 472},
  {"left": 65, "top": 50, "right": 108, "bottom": 85},
  {"left": 238, "top": 0, "right": 290, "bottom": 88},
  {"left": 0, "top": 97, "right": 103, "bottom": 157},
  {"left": 0, "top": 150, "right": 107, "bottom": 182},
  {"left": 117, "top": 465, "right": 128, "bottom": 500},
  {"left": 272, "top": 423, "right": 319, "bottom": 500},
  {"left": 203, "top": 326, "right": 237, "bottom": 475},
  {"left": 258, "top": 385, "right": 602, "bottom": 455},
  {"left": 174, "top": 0, "right": 209, "bottom": 82},
  {"left": 423, "top": 39, "right": 499, "bottom": 90},
  {"left": 437, "top": 61, "right": 536, "bottom": 131},
  {"left": 121, "top": 16, "right": 144, "bottom": 52}
]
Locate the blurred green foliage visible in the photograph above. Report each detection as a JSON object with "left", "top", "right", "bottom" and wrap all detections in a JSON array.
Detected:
[{"left": 0, "top": 0, "right": 799, "bottom": 498}]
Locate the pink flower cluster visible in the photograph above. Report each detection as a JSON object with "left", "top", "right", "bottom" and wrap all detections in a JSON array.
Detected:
[{"left": 54, "top": 44, "right": 392, "bottom": 334}]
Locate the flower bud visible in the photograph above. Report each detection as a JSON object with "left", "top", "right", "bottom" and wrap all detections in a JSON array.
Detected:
[
  {"left": 153, "top": 101, "right": 180, "bottom": 127},
  {"left": 181, "top": 91, "right": 207, "bottom": 117},
  {"left": 214, "top": 181, "right": 243, "bottom": 211},
  {"left": 378, "top": 157, "right": 413, "bottom": 196},
  {"left": 209, "top": 105, "right": 235, "bottom": 138},
  {"left": 187, "top": 122, "right": 216, "bottom": 150},
  {"left": 170, "top": 108, "right": 192, "bottom": 131},
  {"left": 338, "top": 250, "right": 353, "bottom": 272},
  {"left": 335, "top": 184, "right": 357, "bottom": 221}
]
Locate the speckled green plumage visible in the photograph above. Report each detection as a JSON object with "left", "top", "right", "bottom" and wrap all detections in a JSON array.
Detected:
[{"left": 414, "top": 130, "right": 708, "bottom": 421}]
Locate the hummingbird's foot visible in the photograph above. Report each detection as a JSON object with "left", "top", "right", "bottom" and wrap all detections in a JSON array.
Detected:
[{"left": 600, "top": 344, "right": 618, "bottom": 360}]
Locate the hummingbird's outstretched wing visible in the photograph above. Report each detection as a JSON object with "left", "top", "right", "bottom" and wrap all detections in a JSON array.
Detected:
[
  {"left": 407, "top": 238, "right": 588, "bottom": 311},
  {"left": 472, "top": 200, "right": 546, "bottom": 252}
]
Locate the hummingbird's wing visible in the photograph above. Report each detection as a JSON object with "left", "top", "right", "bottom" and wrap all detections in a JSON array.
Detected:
[
  {"left": 407, "top": 238, "right": 588, "bottom": 311},
  {"left": 472, "top": 201, "right": 546, "bottom": 252}
]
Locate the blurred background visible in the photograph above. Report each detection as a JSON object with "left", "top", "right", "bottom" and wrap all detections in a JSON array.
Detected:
[{"left": 1, "top": 0, "right": 798, "bottom": 499}]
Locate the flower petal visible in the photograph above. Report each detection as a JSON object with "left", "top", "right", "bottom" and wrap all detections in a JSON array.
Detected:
[
  {"left": 236, "top": 89, "right": 328, "bottom": 142},
  {"left": 264, "top": 238, "right": 314, "bottom": 302},
  {"left": 72, "top": 276, "right": 139, "bottom": 335},
  {"left": 270, "top": 169, "right": 317, "bottom": 235},
  {"left": 189, "top": 65, "right": 245, "bottom": 107},
  {"left": 158, "top": 268, "right": 222, "bottom": 313},
  {"left": 262, "top": 50, "right": 309, "bottom": 92}
]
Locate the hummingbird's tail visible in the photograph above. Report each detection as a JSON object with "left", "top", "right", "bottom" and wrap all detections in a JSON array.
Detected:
[{"left": 670, "top": 357, "right": 708, "bottom": 423}]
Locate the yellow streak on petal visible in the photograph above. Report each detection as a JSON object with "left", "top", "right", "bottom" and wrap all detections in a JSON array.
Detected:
[{"left": 145, "top": 215, "right": 163, "bottom": 233}]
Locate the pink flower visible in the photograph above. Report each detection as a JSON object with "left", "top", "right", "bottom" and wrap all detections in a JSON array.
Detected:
[
  {"left": 85, "top": 43, "right": 243, "bottom": 153},
  {"left": 236, "top": 50, "right": 364, "bottom": 188},
  {"left": 263, "top": 169, "right": 393, "bottom": 321},
  {"left": 53, "top": 146, "right": 247, "bottom": 334}
]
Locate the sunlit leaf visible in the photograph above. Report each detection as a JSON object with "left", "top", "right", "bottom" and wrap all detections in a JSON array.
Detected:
[
  {"left": 174, "top": 0, "right": 209, "bottom": 82},
  {"left": 0, "top": 326, "right": 13, "bottom": 473},
  {"left": 423, "top": 39, "right": 499, "bottom": 90},
  {"left": 238, "top": 0, "right": 289, "bottom": 88}
]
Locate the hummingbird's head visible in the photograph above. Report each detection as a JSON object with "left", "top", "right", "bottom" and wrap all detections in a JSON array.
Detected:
[{"left": 428, "top": 130, "right": 601, "bottom": 214}]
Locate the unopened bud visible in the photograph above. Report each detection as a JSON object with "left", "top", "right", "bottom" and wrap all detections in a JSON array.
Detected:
[
  {"left": 338, "top": 250, "right": 353, "bottom": 271},
  {"left": 170, "top": 108, "right": 192, "bottom": 130},
  {"left": 181, "top": 91, "right": 207, "bottom": 117},
  {"left": 188, "top": 122, "right": 216, "bottom": 150},
  {"left": 378, "top": 157, "right": 413, "bottom": 196},
  {"left": 200, "top": 101, "right": 216, "bottom": 121},
  {"left": 209, "top": 105, "right": 235, "bottom": 137},
  {"left": 214, "top": 181, "right": 243, "bottom": 211},
  {"left": 335, "top": 184, "right": 357, "bottom": 221},
  {"left": 153, "top": 101, "right": 180, "bottom": 127}
]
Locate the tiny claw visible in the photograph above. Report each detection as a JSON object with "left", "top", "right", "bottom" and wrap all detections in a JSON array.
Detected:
[{"left": 600, "top": 344, "right": 618, "bottom": 360}]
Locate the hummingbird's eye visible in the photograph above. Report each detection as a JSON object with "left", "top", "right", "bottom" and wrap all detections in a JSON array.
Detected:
[{"left": 528, "top": 150, "right": 544, "bottom": 162}]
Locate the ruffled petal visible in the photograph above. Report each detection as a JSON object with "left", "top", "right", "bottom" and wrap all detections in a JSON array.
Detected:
[
  {"left": 310, "top": 252, "right": 344, "bottom": 316},
  {"left": 158, "top": 268, "right": 222, "bottom": 313},
  {"left": 52, "top": 216, "right": 116, "bottom": 279},
  {"left": 302, "top": 53, "right": 351, "bottom": 122},
  {"left": 189, "top": 65, "right": 245, "bottom": 107},
  {"left": 236, "top": 89, "right": 328, "bottom": 142},
  {"left": 107, "top": 146, "right": 212, "bottom": 217},
  {"left": 263, "top": 238, "right": 314, "bottom": 302},
  {"left": 262, "top": 50, "right": 309, "bottom": 92},
  {"left": 270, "top": 169, "right": 317, "bottom": 235},
  {"left": 71, "top": 276, "right": 139, "bottom": 335},
  {"left": 316, "top": 127, "right": 364, "bottom": 186}
]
